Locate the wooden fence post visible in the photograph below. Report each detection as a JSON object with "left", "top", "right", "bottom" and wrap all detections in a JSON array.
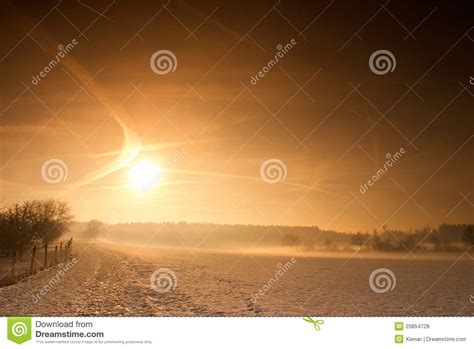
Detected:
[
  {"left": 29, "top": 246, "right": 37, "bottom": 275},
  {"left": 11, "top": 250, "right": 18, "bottom": 279},
  {"left": 44, "top": 244, "right": 48, "bottom": 270},
  {"left": 60, "top": 241, "right": 63, "bottom": 262},
  {"left": 54, "top": 245, "right": 58, "bottom": 265}
]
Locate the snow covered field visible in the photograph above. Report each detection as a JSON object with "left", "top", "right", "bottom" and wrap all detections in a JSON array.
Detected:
[{"left": 0, "top": 241, "right": 472, "bottom": 316}]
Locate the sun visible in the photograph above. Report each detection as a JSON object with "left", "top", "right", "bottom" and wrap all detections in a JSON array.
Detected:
[{"left": 128, "top": 159, "right": 162, "bottom": 190}]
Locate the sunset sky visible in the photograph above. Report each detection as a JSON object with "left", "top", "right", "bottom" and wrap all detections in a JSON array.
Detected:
[{"left": 0, "top": 0, "right": 472, "bottom": 232}]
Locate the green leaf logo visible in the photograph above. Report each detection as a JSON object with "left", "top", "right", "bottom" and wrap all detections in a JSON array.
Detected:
[
  {"left": 303, "top": 317, "right": 324, "bottom": 331},
  {"left": 7, "top": 317, "right": 32, "bottom": 344}
]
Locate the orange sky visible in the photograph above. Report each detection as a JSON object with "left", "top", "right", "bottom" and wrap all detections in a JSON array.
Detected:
[{"left": 0, "top": 0, "right": 472, "bottom": 232}]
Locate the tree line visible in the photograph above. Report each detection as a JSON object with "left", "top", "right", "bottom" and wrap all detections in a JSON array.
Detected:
[
  {"left": 307, "top": 224, "right": 473, "bottom": 252},
  {"left": 0, "top": 199, "right": 74, "bottom": 253},
  {"left": 69, "top": 221, "right": 473, "bottom": 252}
]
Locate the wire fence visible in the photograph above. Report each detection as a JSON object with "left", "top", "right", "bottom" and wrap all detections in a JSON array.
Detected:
[{"left": 0, "top": 238, "right": 73, "bottom": 287}]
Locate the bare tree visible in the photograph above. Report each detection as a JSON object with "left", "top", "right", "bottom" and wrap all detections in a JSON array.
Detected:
[
  {"left": 0, "top": 200, "right": 73, "bottom": 253},
  {"left": 35, "top": 199, "right": 74, "bottom": 244},
  {"left": 83, "top": 219, "right": 107, "bottom": 241},
  {"left": 0, "top": 202, "right": 37, "bottom": 252}
]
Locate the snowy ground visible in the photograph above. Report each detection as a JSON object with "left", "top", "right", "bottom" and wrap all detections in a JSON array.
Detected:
[{"left": 0, "top": 241, "right": 472, "bottom": 316}]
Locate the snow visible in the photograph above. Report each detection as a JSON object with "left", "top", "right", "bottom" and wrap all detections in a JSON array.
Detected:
[{"left": 0, "top": 241, "right": 471, "bottom": 316}]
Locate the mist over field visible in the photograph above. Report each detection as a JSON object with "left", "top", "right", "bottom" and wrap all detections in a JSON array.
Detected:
[{"left": 70, "top": 221, "right": 473, "bottom": 255}]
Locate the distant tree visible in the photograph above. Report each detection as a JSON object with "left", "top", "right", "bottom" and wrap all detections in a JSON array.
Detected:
[
  {"left": 429, "top": 233, "right": 441, "bottom": 251},
  {"left": 400, "top": 233, "right": 417, "bottom": 251},
  {"left": 370, "top": 231, "right": 381, "bottom": 251},
  {"left": 323, "top": 239, "right": 334, "bottom": 251},
  {"left": 351, "top": 232, "right": 368, "bottom": 248},
  {"left": 369, "top": 230, "right": 397, "bottom": 251},
  {"left": 282, "top": 233, "right": 300, "bottom": 247},
  {"left": 462, "top": 225, "right": 474, "bottom": 247},
  {"left": 83, "top": 220, "right": 107, "bottom": 240}
]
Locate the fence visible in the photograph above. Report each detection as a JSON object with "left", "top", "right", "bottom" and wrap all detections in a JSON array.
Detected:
[{"left": 0, "top": 238, "right": 73, "bottom": 287}]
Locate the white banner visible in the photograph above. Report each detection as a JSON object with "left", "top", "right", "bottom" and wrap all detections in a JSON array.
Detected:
[{"left": 1, "top": 317, "right": 472, "bottom": 348}]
